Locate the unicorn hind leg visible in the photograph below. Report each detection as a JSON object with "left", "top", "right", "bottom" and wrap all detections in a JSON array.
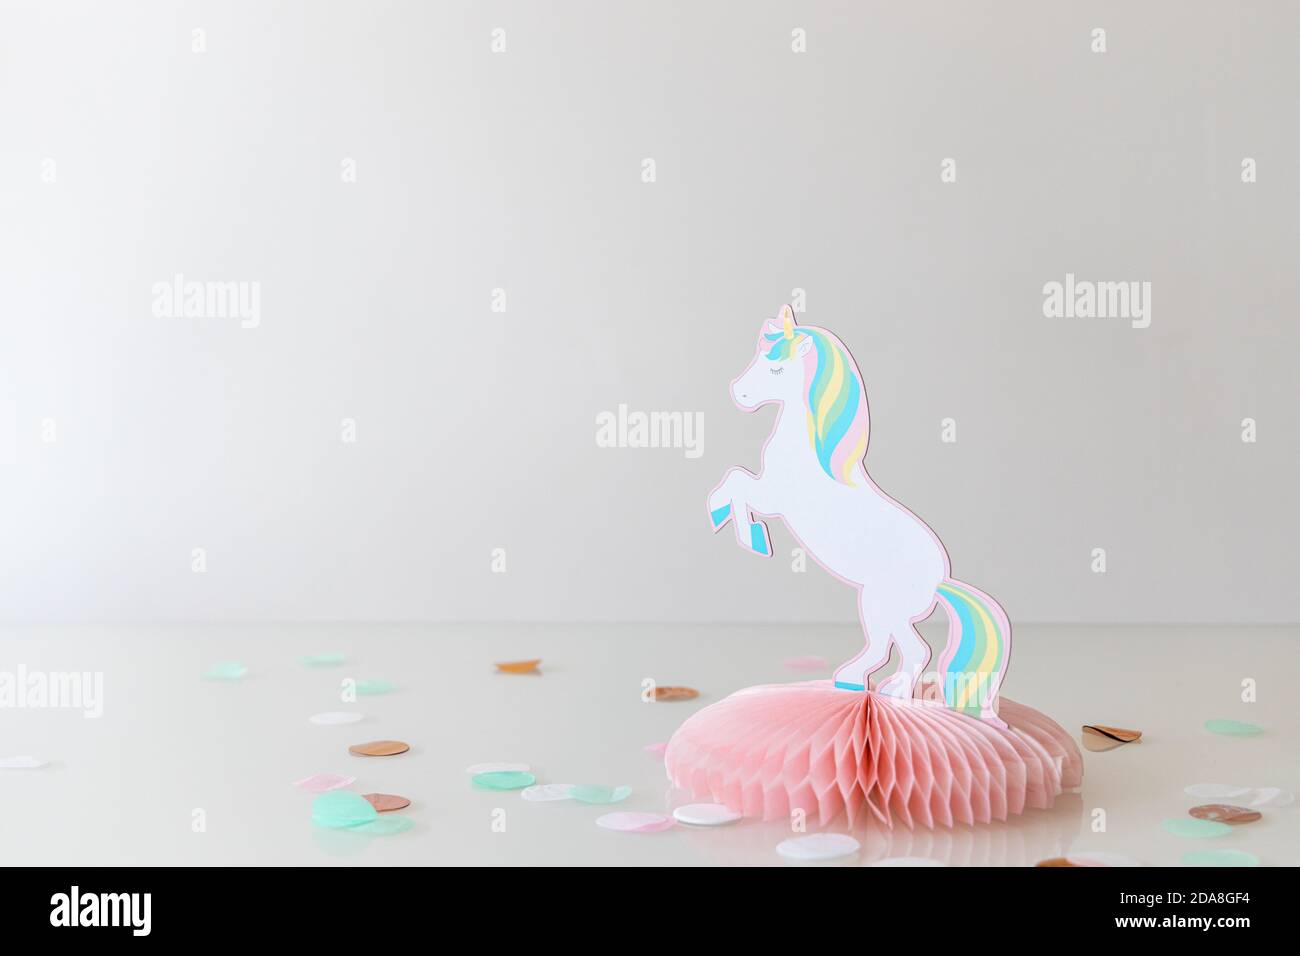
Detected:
[
  {"left": 874, "top": 621, "right": 933, "bottom": 699},
  {"left": 833, "top": 593, "right": 900, "bottom": 692}
]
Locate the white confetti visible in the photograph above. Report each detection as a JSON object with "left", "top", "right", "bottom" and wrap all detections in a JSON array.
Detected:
[
  {"left": 596, "top": 812, "right": 675, "bottom": 832},
  {"left": 0, "top": 755, "right": 47, "bottom": 769},
  {"left": 521, "top": 783, "right": 576, "bottom": 802},
  {"left": 1243, "top": 787, "right": 1293, "bottom": 809},
  {"left": 776, "top": 833, "right": 860, "bottom": 862},
  {"left": 1183, "top": 783, "right": 1250, "bottom": 799},
  {"left": 672, "top": 803, "right": 742, "bottom": 826}
]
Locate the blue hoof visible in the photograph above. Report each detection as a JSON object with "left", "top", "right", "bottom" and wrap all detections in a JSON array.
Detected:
[
  {"left": 709, "top": 503, "right": 731, "bottom": 528},
  {"left": 833, "top": 680, "right": 865, "bottom": 692},
  {"left": 749, "top": 522, "right": 769, "bottom": 555}
]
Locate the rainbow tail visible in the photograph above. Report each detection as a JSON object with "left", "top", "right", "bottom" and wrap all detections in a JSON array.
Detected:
[{"left": 934, "top": 579, "right": 1012, "bottom": 723}]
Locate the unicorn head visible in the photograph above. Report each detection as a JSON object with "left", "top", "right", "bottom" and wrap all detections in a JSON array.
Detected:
[{"left": 731, "top": 305, "right": 870, "bottom": 485}]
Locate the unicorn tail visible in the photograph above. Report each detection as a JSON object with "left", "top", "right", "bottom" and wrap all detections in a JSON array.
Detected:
[{"left": 934, "top": 578, "right": 1012, "bottom": 723}]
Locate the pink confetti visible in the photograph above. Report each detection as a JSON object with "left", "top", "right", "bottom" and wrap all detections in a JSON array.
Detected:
[
  {"left": 596, "top": 812, "right": 676, "bottom": 833},
  {"left": 293, "top": 773, "right": 356, "bottom": 793},
  {"left": 643, "top": 742, "right": 668, "bottom": 757},
  {"left": 783, "top": 655, "right": 828, "bottom": 671}
]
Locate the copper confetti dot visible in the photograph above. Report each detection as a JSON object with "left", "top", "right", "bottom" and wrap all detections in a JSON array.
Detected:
[
  {"left": 362, "top": 793, "right": 411, "bottom": 813},
  {"left": 1081, "top": 724, "right": 1142, "bottom": 751},
  {"left": 495, "top": 659, "right": 541, "bottom": 674},
  {"left": 348, "top": 740, "right": 410, "bottom": 757},
  {"left": 1083, "top": 724, "right": 1141, "bottom": 742},
  {"left": 1034, "top": 857, "right": 1080, "bottom": 867},
  {"left": 1189, "top": 804, "right": 1261, "bottom": 824},
  {"left": 653, "top": 686, "right": 700, "bottom": 701}
]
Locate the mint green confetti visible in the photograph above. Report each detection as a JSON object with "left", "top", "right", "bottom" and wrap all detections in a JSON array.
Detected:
[
  {"left": 355, "top": 679, "right": 394, "bottom": 695},
  {"left": 353, "top": 816, "right": 414, "bottom": 835},
  {"left": 570, "top": 784, "right": 632, "bottom": 805},
  {"left": 203, "top": 662, "right": 247, "bottom": 681},
  {"left": 301, "top": 653, "right": 345, "bottom": 667},
  {"left": 1162, "top": 818, "right": 1232, "bottom": 838},
  {"left": 1204, "top": 718, "right": 1262, "bottom": 736},
  {"left": 472, "top": 771, "right": 536, "bottom": 791},
  {"left": 311, "top": 791, "right": 378, "bottom": 828},
  {"left": 1183, "top": 849, "right": 1258, "bottom": 867}
]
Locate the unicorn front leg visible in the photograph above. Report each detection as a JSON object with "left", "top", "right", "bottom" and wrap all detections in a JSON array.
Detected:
[{"left": 707, "top": 467, "right": 773, "bottom": 557}]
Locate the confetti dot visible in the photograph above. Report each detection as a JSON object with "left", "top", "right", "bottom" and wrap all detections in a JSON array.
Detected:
[
  {"left": 495, "top": 659, "right": 541, "bottom": 674},
  {"left": 348, "top": 740, "right": 410, "bottom": 757},
  {"left": 672, "top": 803, "right": 741, "bottom": 826},
  {"left": 783, "top": 656, "right": 827, "bottom": 671},
  {"left": 355, "top": 679, "right": 394, "bottom": 695},
  {"left": 471, "top": 771, "right": 536, "bottom": 791},
  {"left": 203, "top": 662, "right": 247, "bottom": 681},
  {"left": 521, "top": 784, "right": 577, "bottom": 802},
  {"left": 1243, "top": 787, "right": 1293, "bottom": 809},
  {"left": 1082, "top": 724, "right": 1141, "bottom": 742},
  {"left": 1081, "top": 724, "right": 1142, "bottom": 751},
  {"left": 1161, "top": 818, "right": 1232, "bottom": 839},
  {"left": 653, "top": 686, "right": 699, "bottom": 701},
  {"left": 362, "top": 793, "right": 411, "bottom": 812},
  {"left": 0, "top": 755, "right": 46, "bottom": 769},
  {"left": 776, "top": 833, "right": 860, "bottom": 861},
  {"left": 596, "top": 812, "right": 675, "bottom": 833},
  {"left": 311, "top": 791, "right": 378, "bottom": 828},
  {"left": 1182, "top": 849, "right": 1259, "bottom": 867},
  {"left": 569, "top": 784, "right": 631, "bottom": 804},
  {"left": 1204, "top": 718, "right": 1262, "bottom": 736},
  {"left": 293, "top": 773, "right": 356, "bottom": 793},
  {"left": 1184, "top": 783, "right": 1250, "bottom": 800},
  {"left": 466, "top": 762, "right": 530, "bottom": 775},
  {"left": 301, "top": 653, "right": 345, "bottom": 666},
  {"left": 1189, "top": 804, "right": 1260, "bottom": 824}
]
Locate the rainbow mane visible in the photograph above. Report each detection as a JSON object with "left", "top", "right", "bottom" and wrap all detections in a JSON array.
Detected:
[{"left": 764, "top": 326, "right": 869, "bottom": 485}]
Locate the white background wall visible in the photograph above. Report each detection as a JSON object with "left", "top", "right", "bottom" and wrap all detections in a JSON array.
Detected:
[{"left": 2, "top": 0, "right": 1296, "bottom": 624}]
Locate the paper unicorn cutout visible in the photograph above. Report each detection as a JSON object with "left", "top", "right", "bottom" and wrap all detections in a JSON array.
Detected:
[{"left": 708, "top": 306, "right": 1011, "bottom": 720}]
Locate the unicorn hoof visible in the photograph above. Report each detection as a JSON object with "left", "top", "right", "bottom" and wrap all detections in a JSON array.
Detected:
[
  {"left": 833, "top": 680, "right": 865, "bottom": 692},
  {"left": 709, "top": 503, "right": 731, "bottom": 529},
  {"left": 874, "top": 672, "right": 917, "bottom": 700}
]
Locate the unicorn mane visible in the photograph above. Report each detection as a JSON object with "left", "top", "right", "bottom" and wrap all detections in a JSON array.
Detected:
[{"left": 764, "top": 325, "right": 869, "bottom": 485}]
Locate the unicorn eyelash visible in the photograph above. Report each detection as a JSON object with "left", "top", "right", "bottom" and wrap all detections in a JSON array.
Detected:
[{"left": 769, "top": 367, "right": 784, "bottom": 375}]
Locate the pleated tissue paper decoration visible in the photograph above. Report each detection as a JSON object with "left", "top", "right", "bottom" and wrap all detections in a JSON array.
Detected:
[{"left": 665, "top": 680, "right": 1082, "bottom": 828}]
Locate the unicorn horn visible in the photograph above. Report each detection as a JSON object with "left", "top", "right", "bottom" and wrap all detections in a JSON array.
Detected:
[{"left": 780, "top": 305, "right": 795, "bottom": 339}]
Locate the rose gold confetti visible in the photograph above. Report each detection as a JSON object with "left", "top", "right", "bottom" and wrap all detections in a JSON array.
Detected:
[
  {"left": 348, "top": 740, "right": 410, "bottom": 757},
  {"left": 1189, "top": 804, "right": 1261, "bottom": 824},
  {"left": 653, "top": 686, "right": 699, "bottom": 701},
  {"left": 1082, "top": 724, "right": 1141, "bottom": 742},
  {"left": 495, "top": 659, "right": 541, "bottom": 674},
  {"left": 362, "top": 793, "right": 411, "bottom": 812},
  {"left": 1034, "top": 857, "right": 1081, "bottom": 867},
  {"left": 1082, "top": 724, "right": 1142, "bottom": 751}
]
